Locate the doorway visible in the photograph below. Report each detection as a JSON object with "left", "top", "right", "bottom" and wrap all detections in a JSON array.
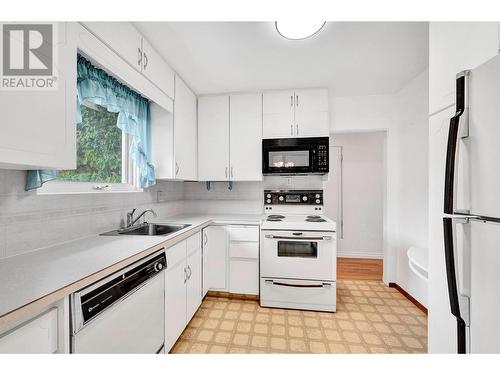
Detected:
[{"left": 324, "top": 131, "right": 386, "bottom": 279}]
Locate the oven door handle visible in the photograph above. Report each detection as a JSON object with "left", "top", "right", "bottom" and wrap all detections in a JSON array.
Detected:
[
  {"left": 264, "top": 234, "right": 333, "bottom": 240},
  {"left": 265, "top": 280, "right": 332, "bottom": 288}
]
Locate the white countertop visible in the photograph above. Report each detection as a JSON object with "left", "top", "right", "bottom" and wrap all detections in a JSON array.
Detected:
[{"left": 0, "top": 213, "right": 263, "bottom": 326}]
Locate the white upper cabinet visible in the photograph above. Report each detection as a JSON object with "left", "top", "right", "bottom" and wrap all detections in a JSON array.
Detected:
[
  {"left": 263, "top": 90, "right": 295, "bottom": 138},
  {"left": 263, "top": 88, "right": 329, "bottom": 139},
  {"left": 198, "top": 95, "right": 230, "bottom": 181},
  {"left": 141, "top": 38, "right": 175, "bottom": 100},
  {"left": 0, "top": 22, "right": 77, "bottom": 170},
  {"left": 82, "top": 22, "right": 143, "bottom": 72},
  {"left": 229, "top": 93, "right": 263, "bottom": 181},
  {"left": 173, "top": 76, "right": 197, "bottom": 180},
  {"left": 198, "top": 94, "right": 263, "bottom": 181},
  {"left": 294, "top": 89, "right": 329, "bottom": 137},
  {"left": 82, "top": 22, "right": 175, "bottom": 100},
  {"left": 429, "top": 22, "right": 499, "bottom": 114}
]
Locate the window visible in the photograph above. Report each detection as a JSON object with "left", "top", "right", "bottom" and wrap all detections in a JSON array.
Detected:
[{"left": 58, "top": 102, "right": 123, "bottom": 184}]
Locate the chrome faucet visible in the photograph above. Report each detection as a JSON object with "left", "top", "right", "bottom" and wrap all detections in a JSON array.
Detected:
[{"left": 126, "top": 208, "right": 158, "bottom": 228}]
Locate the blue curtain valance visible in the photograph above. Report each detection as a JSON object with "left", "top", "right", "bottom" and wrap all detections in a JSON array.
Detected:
[{"left": 26, "top": 55, "right": 155, "bottom": 190}]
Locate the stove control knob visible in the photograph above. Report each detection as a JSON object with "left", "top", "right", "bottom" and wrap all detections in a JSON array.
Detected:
[
  {"left": 266, "top": 193, "right": 271, "bottom": 198},
  {"left": 266, "top": 199, "right": 271, "bottom": 204},
  {"left": 302, "top": 196, "right": 308, "bottom": 202},
  {"left": 315, "top": 199, "right": 321, "bottom": 204},
  {"left": 315, "top": 194, "right": 320, "bottom": 199},
  {"left": 278, "top": 196, "right": 284, "bottom": 202}
]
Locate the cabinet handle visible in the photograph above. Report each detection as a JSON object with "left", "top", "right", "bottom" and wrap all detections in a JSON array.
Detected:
[
  {"left": 184, "top": 267, "right": 187, "bottom": 284},
  {"left": 187, "top": 265, "right": 192, "bottom": 280},
  {"left": 225, "top": 167, "right": 228, "bottom": 178},
  {"left": 175, "top": 162, "right": 179, "bottom": 176},
  {"left": 143, "top": 52, "right": 149, "bottom": 69},
  {"left": 296, "top": 95, "right": 299, "bottom": 106},
  {"left": 230, "top": 166, "right": 234, "bottom": 178},
  {"left": 203, "top": 232, "right": 208, "bottom": 246},
  {"left": 296, "top": 124, "right": 299, "bottom": 136},
  {"left": 138, "top": 47, "right": 142, "bottom": 67},
  {"left": 290, "top": 95, "right": 293, "bottom": 107},
  {"left": 290, "top": 124, "right": 293, "bottom": 136}
]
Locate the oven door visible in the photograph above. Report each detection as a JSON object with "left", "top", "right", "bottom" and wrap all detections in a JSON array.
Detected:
[{"left": 261, "top": 231, "right": 336, "bottom": 281}]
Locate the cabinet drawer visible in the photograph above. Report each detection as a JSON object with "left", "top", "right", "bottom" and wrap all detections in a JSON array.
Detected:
[
  {"left": 187, "top": 231, "right": 201, "bottom": 255},
  {"left": 165, "top": 240, "right": 186, "bottom": 268},
  {"left": 0, "top": 308, "right": 58, "bottom": 354},
  {"left": 230, "top": 259, "right": 259, "bottom": 295},
  {"left": 229, "top": 242, "right": 259, "bottom": 259},
  {"left": 228, "top": 226, "right": 259, "bottom": 242}
]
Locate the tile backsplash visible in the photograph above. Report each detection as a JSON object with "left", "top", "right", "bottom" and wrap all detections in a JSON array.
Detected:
[
  {"left": 0, "top": 170, "right": 184, "bottom": 259},
  {"left": 0, "top": 171, "right": 325, "bottom": 259}
]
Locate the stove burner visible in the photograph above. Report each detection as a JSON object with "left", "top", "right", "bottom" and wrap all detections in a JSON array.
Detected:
[
  {"left": 267, "top": 214, "right": 285, "bottom": 222},
  {"left": 306, "top": 215, "right": 326, "bottom": 223}
]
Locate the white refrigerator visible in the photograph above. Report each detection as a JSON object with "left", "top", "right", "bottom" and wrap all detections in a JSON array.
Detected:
[{"left": 442, "top": 52, "right": 500, "bottom": 353}]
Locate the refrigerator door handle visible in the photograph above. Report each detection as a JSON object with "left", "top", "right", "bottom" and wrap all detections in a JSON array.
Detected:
[
  {"left": 444, "top": 71, "right": 470, "bottom": 215},
  {"left": 443, "top": 217, "right": 471, "bottom": 354}
]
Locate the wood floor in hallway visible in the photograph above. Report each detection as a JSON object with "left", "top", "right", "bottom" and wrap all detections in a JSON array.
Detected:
[{"left": 337, "top": 257, "right": 383, "bottom": 280}]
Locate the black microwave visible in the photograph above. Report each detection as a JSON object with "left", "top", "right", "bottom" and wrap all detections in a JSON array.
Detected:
[{"left": 262, "top": 137, "right": 329, "bottom": 175}]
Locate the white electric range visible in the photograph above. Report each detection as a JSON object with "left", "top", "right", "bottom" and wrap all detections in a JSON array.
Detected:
[{"left": 260, "top": 190, "right": 337, "bottom": 312}]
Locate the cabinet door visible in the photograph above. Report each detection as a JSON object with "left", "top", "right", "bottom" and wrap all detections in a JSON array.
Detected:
[
  {"left": 202, "top": 231, "right": 209, "bottom": 297},
  {"left": 82, "top": 22, "right": 143, "bottom": 72},
  {"left": 164, "top": 248, "right": 187, "bottom": 352},
  {"left": 186, "top": 247, "right": 202, "bottom": 322},
  {"left": 229, "top": 259, "right": 259, "bottom": 295},
  {"left": 429, "top": 22, "right": 499, "bottom": 114},
  {"left": 263, "top": 90, "right": 295, "bottom": 139},
  {"left": 0, "top": 22, "right": 77, "bottom": 170},
  {"left": 204, "top": 226, "right": 228, "bottom": 291},
  {"left": 229, "top": 93, "right": 263, "bottom": 181},
  {"left": 294, "top": 89, "right": 330, "bottom": 137},
  {"left": 0, "top": 308, "right": 58, "bottom": 354},
  {"left": 173, "top": 76, "right": 197, "bottom": 180},
  {"left": 198, "top": 96, "right": 230, "bottom": 181},
  {"left": 142, "top": 38, "right": 175, "bottom": 100}
]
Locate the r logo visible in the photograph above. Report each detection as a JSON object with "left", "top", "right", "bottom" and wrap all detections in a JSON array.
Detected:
[{"left": 2, "top": 24, "right": 53, "bottom": 76}]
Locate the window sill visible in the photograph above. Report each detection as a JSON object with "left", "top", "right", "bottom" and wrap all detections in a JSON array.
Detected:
[{"left": 36, "top": 181, "right": 144, "bottom": 195}]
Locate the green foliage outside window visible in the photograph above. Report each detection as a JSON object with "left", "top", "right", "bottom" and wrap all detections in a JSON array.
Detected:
[{"left": 58, "top": 104, "right": 122, "bottom": 183}]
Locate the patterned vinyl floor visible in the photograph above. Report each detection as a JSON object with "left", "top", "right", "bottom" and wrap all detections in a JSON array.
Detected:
[{"left": 170, "top": 280, "right": 427, "bottom": 354}]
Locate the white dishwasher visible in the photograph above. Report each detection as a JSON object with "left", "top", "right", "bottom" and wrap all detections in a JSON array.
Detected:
[{"left": 71, "top": 250, "right": 166, "bottom": 353}]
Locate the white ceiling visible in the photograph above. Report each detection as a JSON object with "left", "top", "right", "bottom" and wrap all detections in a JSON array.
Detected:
[{"left": 134, "top": 22, "right": 428, "bottom": 96}]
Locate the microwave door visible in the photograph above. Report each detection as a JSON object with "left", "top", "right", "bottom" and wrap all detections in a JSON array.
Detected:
[{"left": 266, "top": 147, "right": 312, "bottom": 174}]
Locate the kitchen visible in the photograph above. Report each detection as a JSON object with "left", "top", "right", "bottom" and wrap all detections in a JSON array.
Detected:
[{"left": 0, "top": 2, "right": 500, "bottom": 369}]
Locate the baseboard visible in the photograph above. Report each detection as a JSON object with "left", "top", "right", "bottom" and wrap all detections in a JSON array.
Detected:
[
  {"left": 389, "top": 283, "right": 428, "bottom": 315},
  {"left": 337, "top": 251, "right": 384, "bottom": 259},
  {"left": 206, "top": 290, "right": 259, "bottom": 301}
]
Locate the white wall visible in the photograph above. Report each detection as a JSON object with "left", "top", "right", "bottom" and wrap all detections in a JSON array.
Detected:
[
  {"left": 330, "top": 69, "right": 429, "bottom": 288},
  {"left": 328, "top": 132, "right": 385, "bottom": 259},
  {"left": 394, "top": 69, "right": 429, "bottom": 307}
]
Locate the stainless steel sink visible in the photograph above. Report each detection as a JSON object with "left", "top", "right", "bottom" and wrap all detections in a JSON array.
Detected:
[{"left": 101, "top": 223, "right": 191, "bottom": 236}]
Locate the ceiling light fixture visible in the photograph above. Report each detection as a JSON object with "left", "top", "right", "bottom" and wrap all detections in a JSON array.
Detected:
[{"left": 275, "top": 21, "right": 326, "bottom": 40}]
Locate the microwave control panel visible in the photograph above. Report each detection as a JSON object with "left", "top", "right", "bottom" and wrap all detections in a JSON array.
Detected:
[{"left": 316, "top": 145, "right": 329, "bottom": 172}]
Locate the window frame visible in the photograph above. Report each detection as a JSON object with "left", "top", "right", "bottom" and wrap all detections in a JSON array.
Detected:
[{"left": 37, "top": 132, "right": 144, "bottom": 195}]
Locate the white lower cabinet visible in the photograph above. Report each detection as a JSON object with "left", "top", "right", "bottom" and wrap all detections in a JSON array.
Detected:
[
  {"left": 203, "top": 225, "right": 229, "bottom": 292},
  {"left": 228, "top": 226, "right": 259, "bottom": 295},
  {"left": 203, "top": 225, "right": 259, "bottom": 296},
  {"left": 164, "top": 232, "right": 202, "bottom": 353},
  {"left": 0, "top": 298, "right": 69, "bottom": 354}
]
